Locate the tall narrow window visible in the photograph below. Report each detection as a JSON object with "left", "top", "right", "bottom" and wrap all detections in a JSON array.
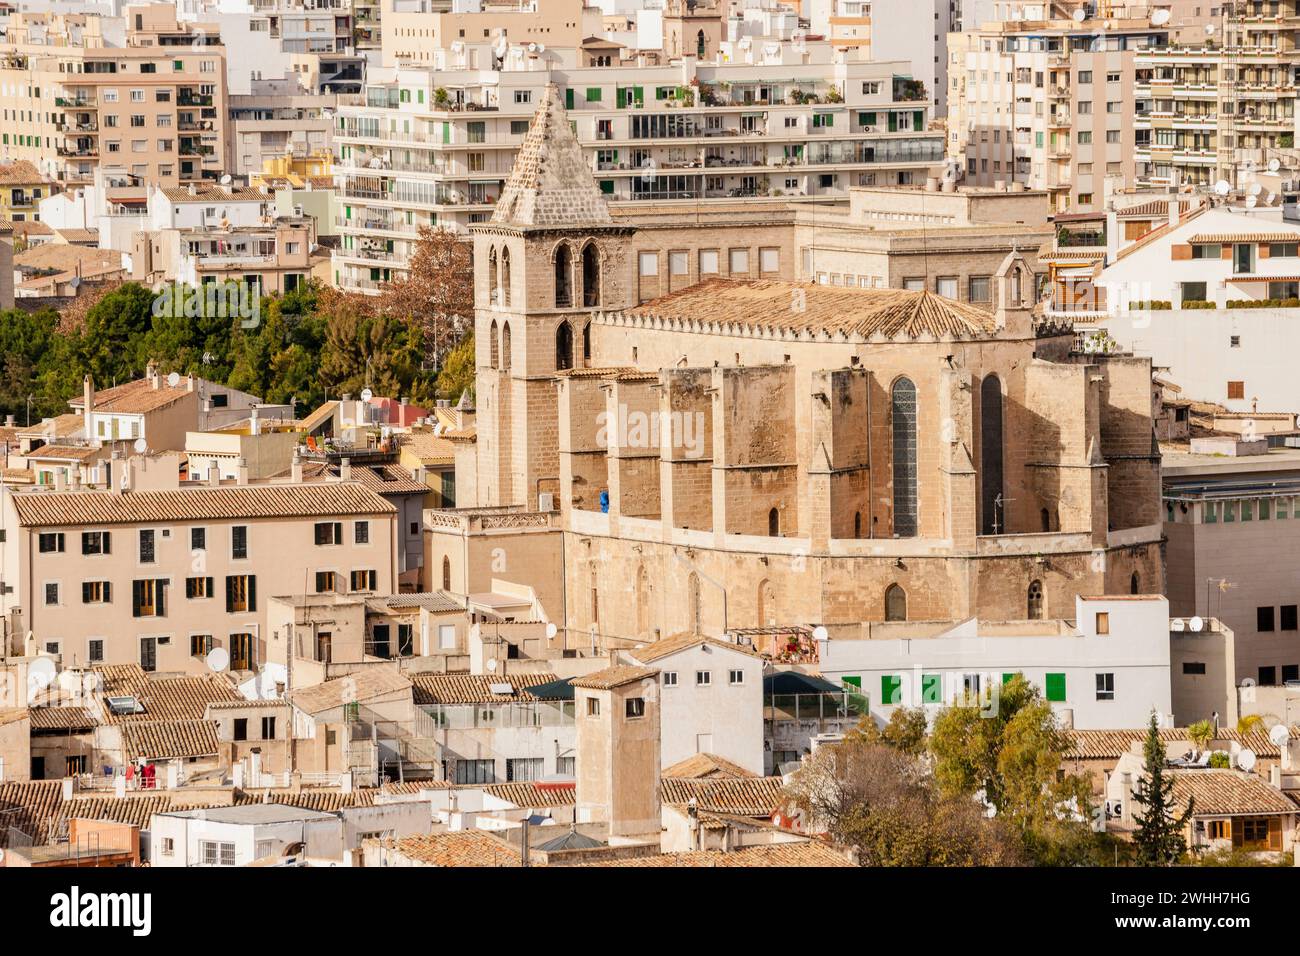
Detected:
[
  {"left": 891, "top": 378, "right": 918, "bottom": 537},
  {"left": 854, "top": 511, "right": 862, "bottom": 538},
  {"left": 885, "top": 583, "right": 907, "bottom": 622},
  {"left": 980, "top": 374, "right": 1004, "bottom": 535},
  {"left": 636, "top": 565, "right": 651, "bottom": 637},
  {"left": 442, "top": 556, "right": 451, "bottom": 591},
  {"left": 555, "top": 242, "right": 572, "bottom": 307},
  {"left": 488, "top": 246, "right": 499, "bottom": 304},
  {"left": 688, "top": 572, "right": 701, "bottom": 634},
  {"left": 696, "top": 29, "right": 706, "bottom": 58},
  {"left": 768, "top": 507, "right": 780, "bottom": 536},
  {"left": 501, "top": 322, "right": 512, "bottom": 370},
  {"left": 1041, "top": 508, "right": 1052, "bottom": 532},
  {"left": 1028, "top": 580, "right": 1044, "bottom": 620},
  {"left": 489, "top": 319, "right": 499, "bottom": 368},
  {"left": 1130, "top": 571, "right": 1140, "bottom": 595},
  {"left": 758, "top": 579, "right": 776, "bottom": 627},
  {"left": 582, "top": 242, "right": 600, "bottom": 308},
  {"left": 555, "top": 320, "right": 574, "bottom": 370},
  {"left": 582, "top": 321, "right": 592, "bottom": 364},
  {"left": 500, "top": 246, "right": 511, "bottom": 307}
]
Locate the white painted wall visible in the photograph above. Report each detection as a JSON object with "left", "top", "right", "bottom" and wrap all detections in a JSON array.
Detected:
[{"left": 818, "top": 596, "right": 1174, "bottom": 729}]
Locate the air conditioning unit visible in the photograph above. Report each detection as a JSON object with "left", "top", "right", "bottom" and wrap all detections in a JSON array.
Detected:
[{"left": 538, "top": 492, "right": 555, "bottom": 511}]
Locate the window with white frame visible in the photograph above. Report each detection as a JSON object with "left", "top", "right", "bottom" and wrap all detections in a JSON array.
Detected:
[{"left": 696, "top": 670, "right": 711, "bottom": 686}]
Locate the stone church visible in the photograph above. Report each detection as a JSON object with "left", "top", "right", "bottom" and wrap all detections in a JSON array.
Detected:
[{"left": 455, "top": 84, "right": 1164, "bottom": 643}]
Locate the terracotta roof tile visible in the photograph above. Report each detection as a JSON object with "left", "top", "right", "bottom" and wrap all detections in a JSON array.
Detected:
[
  {"left": 1065, "top": 728, "right": 1287, "bottom": 760},
  {"left": 482, "top": 781, "right": 576, "bottom": 807},
  {"left": 374, "top": 831, "right": 522, "bottom": 867},
  {"left": 624, "top": 278, "right": 1000, "bottom": 340},
  {"left": 119, "top": 719, "right": 220, "bottom": 760},
  {"left": 577, "top": 842, "right": 852, "bottom": 867},
  {"left": 27, "top": 706, "right": 97, "bottom": 732},
  {"left": 69, "top": 377, "right": 194, "bottom": 415},
  {"left": 630, "top": 633, "right": 763, "bottom": 664},
  {"left": 410, "top": 673, "right": 561, "bottom": 705},
  {"left": 288, "top": 669, "right": 412, "bottom": 715},
  {"left": 1170, "top": 769, "right": 1297, "bottom": 816},
  {"left": 1187, "top": 232, "right": 1300, "bottom": 245},
  {"left": 661, "top": 753, "right": 758, "bottom": 779},
  {"left": 98, "top": 665, "right": 244, "bottom": 723},
  {"left": 659, "top": 777, "right": 785, "bottom": 816},
  {"left": 11, "top": 482, "right": 396, "bottom": 528},
  {"left": 570, "top": 665, "right": 659, "bottom": 690}
]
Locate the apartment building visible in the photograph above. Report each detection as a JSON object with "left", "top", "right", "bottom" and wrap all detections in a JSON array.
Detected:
[
  {"left": 228, "top": 86, "right": 337, "bottom": 178},
  {"left": 379, "top": 0, "right": 603, "bottom": 69},
  {"left": 332, "top": 52, "right": 942, "bottom": 290},
  {"left": 0, "top": 5, "right": 229, "bottom": 189},
  {"left": 0, "top": 476, "right": 398, "bottom": 675},
  {"left": 817, "top": 596, "right": 1191, "bottom": 730},
  {"left": 0, "top": 160, "right": 57, "bottom": 222},
  {"left": 948, "top": 12, "right": 1170, "bottom": 213},
  {"left": 207, "top": 0, "right": 362, "bottom": 95},
  {"left": 1136, "top": 1, "right": 1300, "bottom": 189}
]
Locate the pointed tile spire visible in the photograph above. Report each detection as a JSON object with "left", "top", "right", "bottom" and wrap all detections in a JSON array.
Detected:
[{"left": 492, "top": 83, "right": 614, "bottom": 229}]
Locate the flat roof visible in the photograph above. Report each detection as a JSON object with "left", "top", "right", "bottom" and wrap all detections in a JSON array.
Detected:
[{"left": 158, "top": 803, "right": 337, "bottom": 825}]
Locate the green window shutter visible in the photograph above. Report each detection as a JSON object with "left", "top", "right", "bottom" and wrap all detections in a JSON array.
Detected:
[
  {"left": 881, "top": 674, "right": 902, "bottom": 705},
  {"left": 586, "top": 87, "right": 602, "bottom": 102},
  {"left": 1036, "top": 131, "right": 1044, "bottom": 147},
  {"left": 1002, "top": 672, "right": 1018, "bottom": 685},
  {"left": 1045, "top": 673, "right": 1066, "bottom": 702},
  {"left": 565, "top": 88, "right": 575, "bottom": 109},
  {"left": 441, "top": 122, "right": 450, "bottom": 145},
  {"left": 599, "top": 180, "right": 614, "bottom": 194},
  {"left": 921, "top": 673, "right": 941, "bottom": 704},
  {"left": 633, "top": 86, "right": 644, "bottom": 105},
  {"left": 858, "top": 111, "right": 876, "bottom": 126},
  {"left": 418, "top": 90, "right": 425, "bottom": 103},
  {"left": 887, "top": 111, "right": 897, "bottom": 132},
  {"left": 914, "top": 110, "right": 924, "bottom": 130},
  {"left": 617, "top": 88, "right": 626, "bottom": 108},
  {"left": 841, "top": 675, "right": 861, "bottom": 689}
]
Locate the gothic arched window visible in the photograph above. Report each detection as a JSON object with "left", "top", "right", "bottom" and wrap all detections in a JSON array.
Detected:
[{"left": 892, "top": 377, "right": 918, "bottom": 537}]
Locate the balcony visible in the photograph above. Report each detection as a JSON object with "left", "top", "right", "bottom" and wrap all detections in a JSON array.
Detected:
[{"left": 178, "top": 93, "right": 213, "bottom": 107}]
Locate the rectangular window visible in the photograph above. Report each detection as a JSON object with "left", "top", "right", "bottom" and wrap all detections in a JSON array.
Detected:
[
  {"left": 232, "top": 526, "right": 248, "bottom": 559},
  {"left": 1281, "top": 605, "right": 1298, "bottom": 631},
  {"left": 586, "top": 697, "right": 601, "bottom": 717},
  {"left": 44, "top": 582, "right": 60, "bottom": 606},
  {"left": 1258, "top": 606, "right": 1276, "bottom": 632},
  {"left": 638, "top": 251, "right": 658, "bottom": 276},
  {"left": 354, "top": 521, "right": 369, "bottom": 544},
  {"left": 699, "top": 249, "right": 719, "bottom": 274},
  {"left": 1182, "top": 661, "right": 1207, "bottom": 675},
  {"left": 1269, "top": 242, "right": 1298, "bottom": 258},
  {"left": 186, "top": 576, "right": 213, "bottom": 599},
  {"left": 88, "top": 640, "right": 104, "bottom": 663},
  {"left": 38, "top": 532, "right": 65, "bottom": 553},
  {"left": 1191, "top": 243, "right": 1222, "bottom": 259},
  {"left": 1095, "top": 672, "right": 1115, "bottom": 701},
  {"left": 1096, "top": 612, "right": 1110, "bottom": 635},
  {"left": 696, "top": 670, "right": 711, "bottom": 686},
  {"left": 314, "top": 521, "right": 343, "bottom": 545},
  {"left": 625, "top": 697, "right": 646, "bottom": 719},
  {"left": 132, "top": 579, "right": 167, "bottom": 617},
  {"left": 81, "top": 531, "right": 112, "bottom": 555},
  {"left": 191, "top": 634, "right": 213, "bottom": 657},
  {"left": 662, "top": 671, "right": 678, "bottom": 687},
  {"left": 225, "top": 575, "right": 256, "bottom": 613},
  {"left": 1045, "top": 672, "right": 1066, "bottom": 702},
  {"left": 1228, "top": 381, "right": 1245, "bottom": 400},
  {"left": 261, "top": 716, "right": 276, "bottom": 738},
  {"left": 968, "top": 276, "right": 991, "bottom": 302},
  {"left": 350, "top": 569, "right": 377, "bottom": 592},
  {"left": 201, "top": 841, "right": 236, "bottom": 866},
  {"left": 728, "top": 249, "right": 750, "bottom": 274},
  {"left": 455, "top": 759, "right": 495, "bottom": 785},
  {"left": 1260, "top": 666, "right": 1278, "bottom": 686},
  {"left": 82, "top": 581, "right": 111, "bottom": 604},
  {"left": 191, "top": 527, "right": 206, "bottom": 551},
  {"left": 759, "top": 248, "right": 780, "bottom": 273},
  {"left": 506, "top": 757, "right": 543, "bottom": 781},
  {"left": 728, "top": 669, "right": 744, "bottom": 685},
  {"left": 314, "top": 571, "right": 336, "bottom": 593}
]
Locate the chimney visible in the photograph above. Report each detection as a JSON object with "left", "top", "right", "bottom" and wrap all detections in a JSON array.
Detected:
[
  {"left": 5, "top": 414, "right": 14, "bottom": 428},
  {"left": 207, "top": 462, "right": 221, "bottom": 487},
  {"left": 291, "top": 449, "right": 303, "bottom": 483},
  {"left": 187, "top": 374, "right": 195, "bottom": 393},
  {"left": 339, "top": 457, "right": 351, "bottom": 481},
  {"left": 54, "top": 468, "right": 67, "bottom": 492},
  {"left": 1167, "top": 197, "right": 1180, "bottom": 229},
  {"left": 187, "top": 182, "right": 197, "bottom": 197},
  {"left": 146, "top": 360, "right": 160, "bottom": 390},
  {"left": 250, "top": 406, "right": 260, "bottom": 436},
  {"left": 1105, "top": 206, "right": 1119, "bottom": 264},
  {"left": 236, "top": 457, "right": 249, "bottom": 486},
  {"left": 82, "top": 374, "right": 94, "bottom": 441}
]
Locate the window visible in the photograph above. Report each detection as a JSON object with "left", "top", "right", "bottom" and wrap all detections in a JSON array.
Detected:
[
  {"left": 261, "top": 716, "right": 276, "bottom": 739},
  {"left": 557, "top": 756, "right": 576, "bottom": 776},
  {"left": 1282, "top": 605, "right": 1298, "bottom": 631},
  {"left": 662, "top": 671, "right": 678, "bottom": 687},
  {"left": 1284, "top": 664, "right": 1299, "bottom": 683},
  {"left": 1096, "top": 612, "right": 1110, "bottom": 635},
  {"left": 885, "top": 583, "right": 907, "bottom": 622},
  {"left": 625, "top": 697, "right": 646, "bottom": 719},
  {"left": 225, "top": 575, "right": 256, "bottom": 613},
  {"left": 1207, "top": 820, "right": 1229, "bottom": 841},
  {"left": 699, "top": 249, "right": 719, "bottom": 274},
  {"left": 1260, "top": 666, "right": 1277, "bottom": 686},
  {"left": 231, "top": 526, "right": 248, "bottom": 559},
  {"left": 88, "top": 639, "right": 105, "bottom": 664},
  {"left": 1269, "top": 242, "right": 1298, "bottom": 258},
  {"left": 1045, "top": 672, "right": 1066, "bottom": 702},
  {"left": 314, "top": 571, "right": 336, "bottom": 593},
  {"left": 1228, "top": 381, "right": 1245, "bottom": 400},
  {"left": 696, "top": 670, "right": 712, "bottom": 686},
  {"left": 186, "top": 576, "right": 213, "bottom": 599},
  {"left": 350, "top": 569, "right": 377, "bottom": 592},
  {"left": 968, "top": 275, "right": 991, "bottom": 302},
  {"left": 891, "top": 378, "right": 918, "bottom": 537},
  {"left": 45, "top": 582, "right": 60, "bottom": 606},
  {"left": 1180, "top": 281, "right": 1208, "bottom": 303},
  {"left": 586, "top": 697, "right": 601, "bottom": 717},
  {"left": 38, "top": 532, "right": 64, "bottom": 553},
  {"left": 729, "top": 249, "right": 750, "bottom": 274},
  {"left": 82, "top": 531, "right": 111, "bottom": 555},
  {"left": 201, "top": 841, "right": 236, "bottom": 866},
  {"left": 455, "top": 760, "right": 495, "bottom": 785},
  {"left": 1182, "top": 661, "right": 1206, "bottom": 675},
  {"left": 980, "top": 375, "right": 1004, "bottom": 534},
  {"left": 760, "top": 248, "right": 780, "bottom": 273},
  {"left": 1258, "top": 606, "right": 1275, "bottom": 632},
  {"left": 82, "top": 581, "right": 111, "bottom": 604},
  {"left": 132, "top": 579, "right": 167, "bottom": 617},
  {"left": 1191, "top": 243, "right": 1222, "bottom": 259},
  {"left": 1078, "top": 71, "right": 1092, "bottom": 84},
  {"left": 190, "top": 634, "right": 213, "bottom": 658},
  {"left": 728, "top": 669, "right": 744, "bottom": 685},
  {"left": 506, "top": 757, "right": 543, "bottom": 782},
  {"left": 1095, "top": 672, "right": 1115, "bottom": 701},
  {"left": 1028, "top": 580, "right": 1044, "bottom": 620},
  {"left": 314, "top": 521, "right": 342, "bottom": 546},
  {"left": 191, "top": 527, "right": 206, "bottom": 551},
  {"left": 638, "top": 251, "right": 658, "bottom": 277},
  {"left": 936, "top": 276, "right": 958, "bottom": 299}
]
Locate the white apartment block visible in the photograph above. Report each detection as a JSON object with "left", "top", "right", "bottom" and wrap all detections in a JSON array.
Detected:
[
  {"left": 949, "top": 14, "right": 1168, "bottom": 214},
  {"left": 331, "top": 52, "right": 942, "bottom": 291},
  {"left": 817, "top": 596, "right": 1179, "bottom": 730}
]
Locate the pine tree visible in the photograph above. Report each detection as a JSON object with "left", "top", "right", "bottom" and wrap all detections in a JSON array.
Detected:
[{"left": 1131, "top": 711, "right": 1193, "bottom": 866}]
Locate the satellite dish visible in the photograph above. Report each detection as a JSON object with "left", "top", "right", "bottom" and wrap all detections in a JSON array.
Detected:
[
  {"left": 1269, "top": 724, "right": 1291, "bottom": 747},
  {"left": 1189, "top": 616, "right": 1204, "bottom": 632},
  {"left": 1170, "top": 618, "right": 1185, "bottom": 631},
  {"left": 29, "top": 656, "right": 56, "bottom": 690},
  {"left": 133, "top": 438, "right": 147, "bottom": 454},
  {"left": 1214, "top": 180, "right": 1231, "bottom": 196},
  {"left": 486, "top": 657, "right": 497, "bottom": 672},
  {"left": 545, "top": 622, "right": 558, "bottom": 639},
  {"left": 1151, "top": 8, "right": 1171, "bottom": 25},
  {"left": 167, "top": 371, "right": 180, "bottom": 387},
  {"left": 1246, "top": 194, "right": 1258, "bottom": 209},
  {"left": 1072, "top": 8, "right": 1086, "bottom": 21},
  {"left": 69, "top": 275, "right": 81, "bottom": 290},
  {"left": 1205, "top": 22, "right": 1216, "bottom": 33},
  {"left": 205, "top": 647, "right": 229, "bottom": 673},
  {"left": 812, "top": 625, "right": 829, "bottom": 641},
  {"left": 1237, "top": 748, "right": 1257, "bottom": 772},
  {"left": 221, "top": 174, "right": 232, "bottom": 185},
  {"left": 360, "top": 388, "right": 373, "bottom": 402},
  {"left": 1269, "top": 158, "right": 1282, "bottom": 172}
]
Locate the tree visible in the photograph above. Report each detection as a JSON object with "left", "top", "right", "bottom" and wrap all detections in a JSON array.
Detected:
[
  {"left": 1187, "top": 719, "right": 1214, "bottom": 753},
  {"left": 435, "top": 332, "right": 475, "bottom": 403},
  {"left": 1132, "top": 711, "right": 1193, "bottom": 866},
  {"left": 379, "top": 226, "right": 473, "bottom": 367},
  {"left": 1237, "top": 714, "right": 1265, "bottom": 736},
  {"left": 783, "top": 737, "right": 1024, "bottom": 866},
  {"left": 850, "top": 707, "right": 928, "bottom": 757}
]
